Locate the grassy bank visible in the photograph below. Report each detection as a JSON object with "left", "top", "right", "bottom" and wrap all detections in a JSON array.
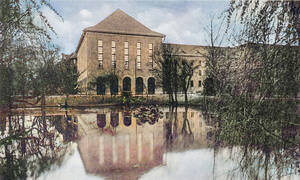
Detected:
[{"left": 14, "top": 94, "right": 211, "bottom": 108}]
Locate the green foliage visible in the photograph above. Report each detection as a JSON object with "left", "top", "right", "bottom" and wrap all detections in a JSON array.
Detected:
[
  {"left": 226, "top": 1, "right": 300, "bottom": 45},
  {"left": 203, "top": 77, "right": 217, "bottom": 96},
  {"left": 90, "top": 73, "right": 119, "bottom": 96},
  {"left": 58, "top": 57, "right": 79, "bottom": 95},
  {"left": 0, "top": 65, "right": 14, "bottom": 107},
  {"left": 178, "top": 59, "right": 198, "bottom": 106},
  {"left": 152, "top": 43, "right": 181, "bottom": 104},
  {"left": 121, "top": 92, "right": 147, "bottom": 106},
  {"left": 202, "top": 2, "right": 300, "bottom": 178},
  {"left": 153, "top": 43, "right": 198, "bottom": 105},
  {"left": 0, "top": 0, "right": 65, "bottom": 107}
]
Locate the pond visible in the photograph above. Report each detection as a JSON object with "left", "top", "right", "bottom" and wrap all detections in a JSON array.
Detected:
[{"left": 0, "top": 106, "right": 299, "bottom": 180}]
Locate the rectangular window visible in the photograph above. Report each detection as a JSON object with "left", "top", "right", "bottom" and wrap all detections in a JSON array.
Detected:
[
  {"left": 198, "top": 80, "right": 202, "bottom": 87},
  {"left": 191, "top": 80, "right": 194, "bottom": 87},
  {"left": 124, "top": 41, "right": 129, "bottom": 69},
  {"left": 98, "top": 40, "right": 103, "bottom": 68},
  {"left": 112, "top": 41, "right": 116, "bottom": 68},
  {"left": 137, "top": 42, "right": 141, "bottom": 69},
  {"left": 199, "top": 70, "right": 202, "bottom": 76},
  {"left": 149, "top": 43, "right": 153, "bottom": 68}
]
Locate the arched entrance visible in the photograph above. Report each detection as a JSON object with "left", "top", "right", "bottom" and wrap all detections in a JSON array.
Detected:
[
  {"left": 147, "top": 77, "right": 155, "bottom": 94},
  {"left": 110, "top": 75, "right": 118, "bottom": 95},
  {"left": 96, "top": 77, "right": 106, "bottom": 95},
  {"left": 135, "top": 77, "right": 144, "bottom": 95},
  {"left": 123, "top": 77, "right": 131, "bottom": 93}
]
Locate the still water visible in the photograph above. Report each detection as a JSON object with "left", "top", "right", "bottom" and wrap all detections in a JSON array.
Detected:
[{"left": 0, "top": 106, "right": 299, "bottom": 180}]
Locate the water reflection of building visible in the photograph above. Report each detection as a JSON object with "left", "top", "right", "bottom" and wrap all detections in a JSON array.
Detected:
[{"left": 77, "top": 108, "right": 164, "bottom": 180}]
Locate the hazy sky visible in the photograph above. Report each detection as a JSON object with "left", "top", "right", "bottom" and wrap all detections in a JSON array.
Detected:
[{"left": 46, "top": 0, "right": 229, "bottom": 54}]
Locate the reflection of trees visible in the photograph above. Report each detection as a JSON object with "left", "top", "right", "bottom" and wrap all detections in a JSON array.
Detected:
[
  {"left": 209, "top": 97, "right": 300, "bottom": 179},
  {"left": 0, "top": 110, "right": 77, "bottom": 179},
  {"left": 133, "top": 105, "right": 162, "bottom": 125},
  {"left": 226, "top": 147, "right": 298, "bottom": 180},
  {"left": 182, "top": 106, "right": 193, "bottom": 136},
  {"left": 165, "top": 106, "right": 195, "bottom": 151},
  {"left": 165, "top": 106, "right": 178, "bottom": 150},
  {"left": 51, "top": 112, "right": 78, "bottom": 142}
]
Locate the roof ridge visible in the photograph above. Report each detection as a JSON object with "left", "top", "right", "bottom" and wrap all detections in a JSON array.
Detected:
[{"left": 84, "top": 9, "right": 165, "bottom": 37}]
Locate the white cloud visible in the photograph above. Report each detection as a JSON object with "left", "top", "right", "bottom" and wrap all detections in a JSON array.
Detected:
[
  {"left": 79, "top": 9, "right": 93, "bottom": 19},
  {"left": 136, "top": 7, "right": 210, "bottom": 45},
  {"left": 45, "top": 1, "right": 228, "bottom": 54}
]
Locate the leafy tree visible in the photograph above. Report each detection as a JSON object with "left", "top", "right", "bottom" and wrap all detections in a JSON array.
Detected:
[
  {"left": 57, "top": 54, "right": 79, "bottom": 106},
  {"left": 58, "top": 54, "right": 79, "bottom": 96},
  {"left": 90, "top": 72, "right": 119, "bottom": 96},
  {"left": 0, "top": 0, "right": 61, "bottom": 108},
  {"left": 226, "top": 1, "right": 300, "bottom": 44},
  {"left": 178, "top": 59, "right": 199, "bottom": 106},
  {"left": 0, "top": 65, "right": 14, "bottom": 108},
  {"left": 203, "top": 77, "right": 217, "bottom": 96},
  {"left": 202, "top": 2, "right": 300, "bottom": 178},
  {"left": 152, "top": 43, "right": 181, "bottom": 105}
]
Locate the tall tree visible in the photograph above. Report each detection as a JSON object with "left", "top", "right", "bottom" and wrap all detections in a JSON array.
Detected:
[
  {"left": 203, "top": 2, "right": 300, "bottom": 178},
  {"left": 178, "top": 59, "right": 199, "bottom": 107},
  {"left": 152, "top": 43, "right": 181, "bottom": 105},
  {"left": 0, "top": 0, "right": 62, "bottom": 109}
]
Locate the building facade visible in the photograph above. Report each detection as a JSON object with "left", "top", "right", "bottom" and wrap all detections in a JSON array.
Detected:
[{"left": 76, "top": 9, "right": 207, "bottom": 95}]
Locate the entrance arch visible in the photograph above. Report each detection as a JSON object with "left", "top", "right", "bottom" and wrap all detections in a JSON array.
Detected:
[
  {"left": 135, "top": 77, "right": 144, "bottom": 95},
  {"left": 96, "top": 77, "right": 106, "bottom": 95},
  {"left": 148, "top": 77, "right": 155, "bottom": 94},
  {"left": 110, "top": 75, "right": 118, "bottom": 95},
  {"left": 123, "top": 77, "right": 131, "bottom": 93}
]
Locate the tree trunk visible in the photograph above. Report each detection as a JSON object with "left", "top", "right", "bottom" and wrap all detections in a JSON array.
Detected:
[{"left": 184, "top": 89, "right": 188, "bottom": 107}]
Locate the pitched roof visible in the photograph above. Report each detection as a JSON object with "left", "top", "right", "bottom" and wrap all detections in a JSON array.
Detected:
[
  {"left": 165, "top": 43, "right": 208, "bottom": 57},
  {"left": 84, "top": 9, "right": 165, "bottom": 37}
]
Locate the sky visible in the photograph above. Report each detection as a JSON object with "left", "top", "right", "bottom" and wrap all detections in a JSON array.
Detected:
[{"left": 45, "top": 0, "right": 229, "bottom": 54}]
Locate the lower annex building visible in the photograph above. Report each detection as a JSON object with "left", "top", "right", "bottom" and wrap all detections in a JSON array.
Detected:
[{"left": 76, "top": 9, "right": 207, "bottom": 95}]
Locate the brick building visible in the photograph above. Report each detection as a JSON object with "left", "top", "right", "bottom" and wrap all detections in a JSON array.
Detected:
[{"left": 76, "top": 9, "right": 207, "bottom": 95}]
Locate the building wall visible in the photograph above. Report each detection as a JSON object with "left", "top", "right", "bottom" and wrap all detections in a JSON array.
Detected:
[
  {"left": 78, "top": 32, "right": 163, "bottom": 95},
  {"left": 77, "top": 32, "right": 209, "bottom": 95},
  {"left": 179, "top": 54, "right": 207, "bottom": 93},
  {"left": 77, "top": 35, "right": 89, "bottom": 91}
]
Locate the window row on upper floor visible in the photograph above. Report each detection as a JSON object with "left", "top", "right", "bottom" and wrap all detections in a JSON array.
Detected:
[{"left": 97, "top": 40, "right": 153, "bottom": 70}]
